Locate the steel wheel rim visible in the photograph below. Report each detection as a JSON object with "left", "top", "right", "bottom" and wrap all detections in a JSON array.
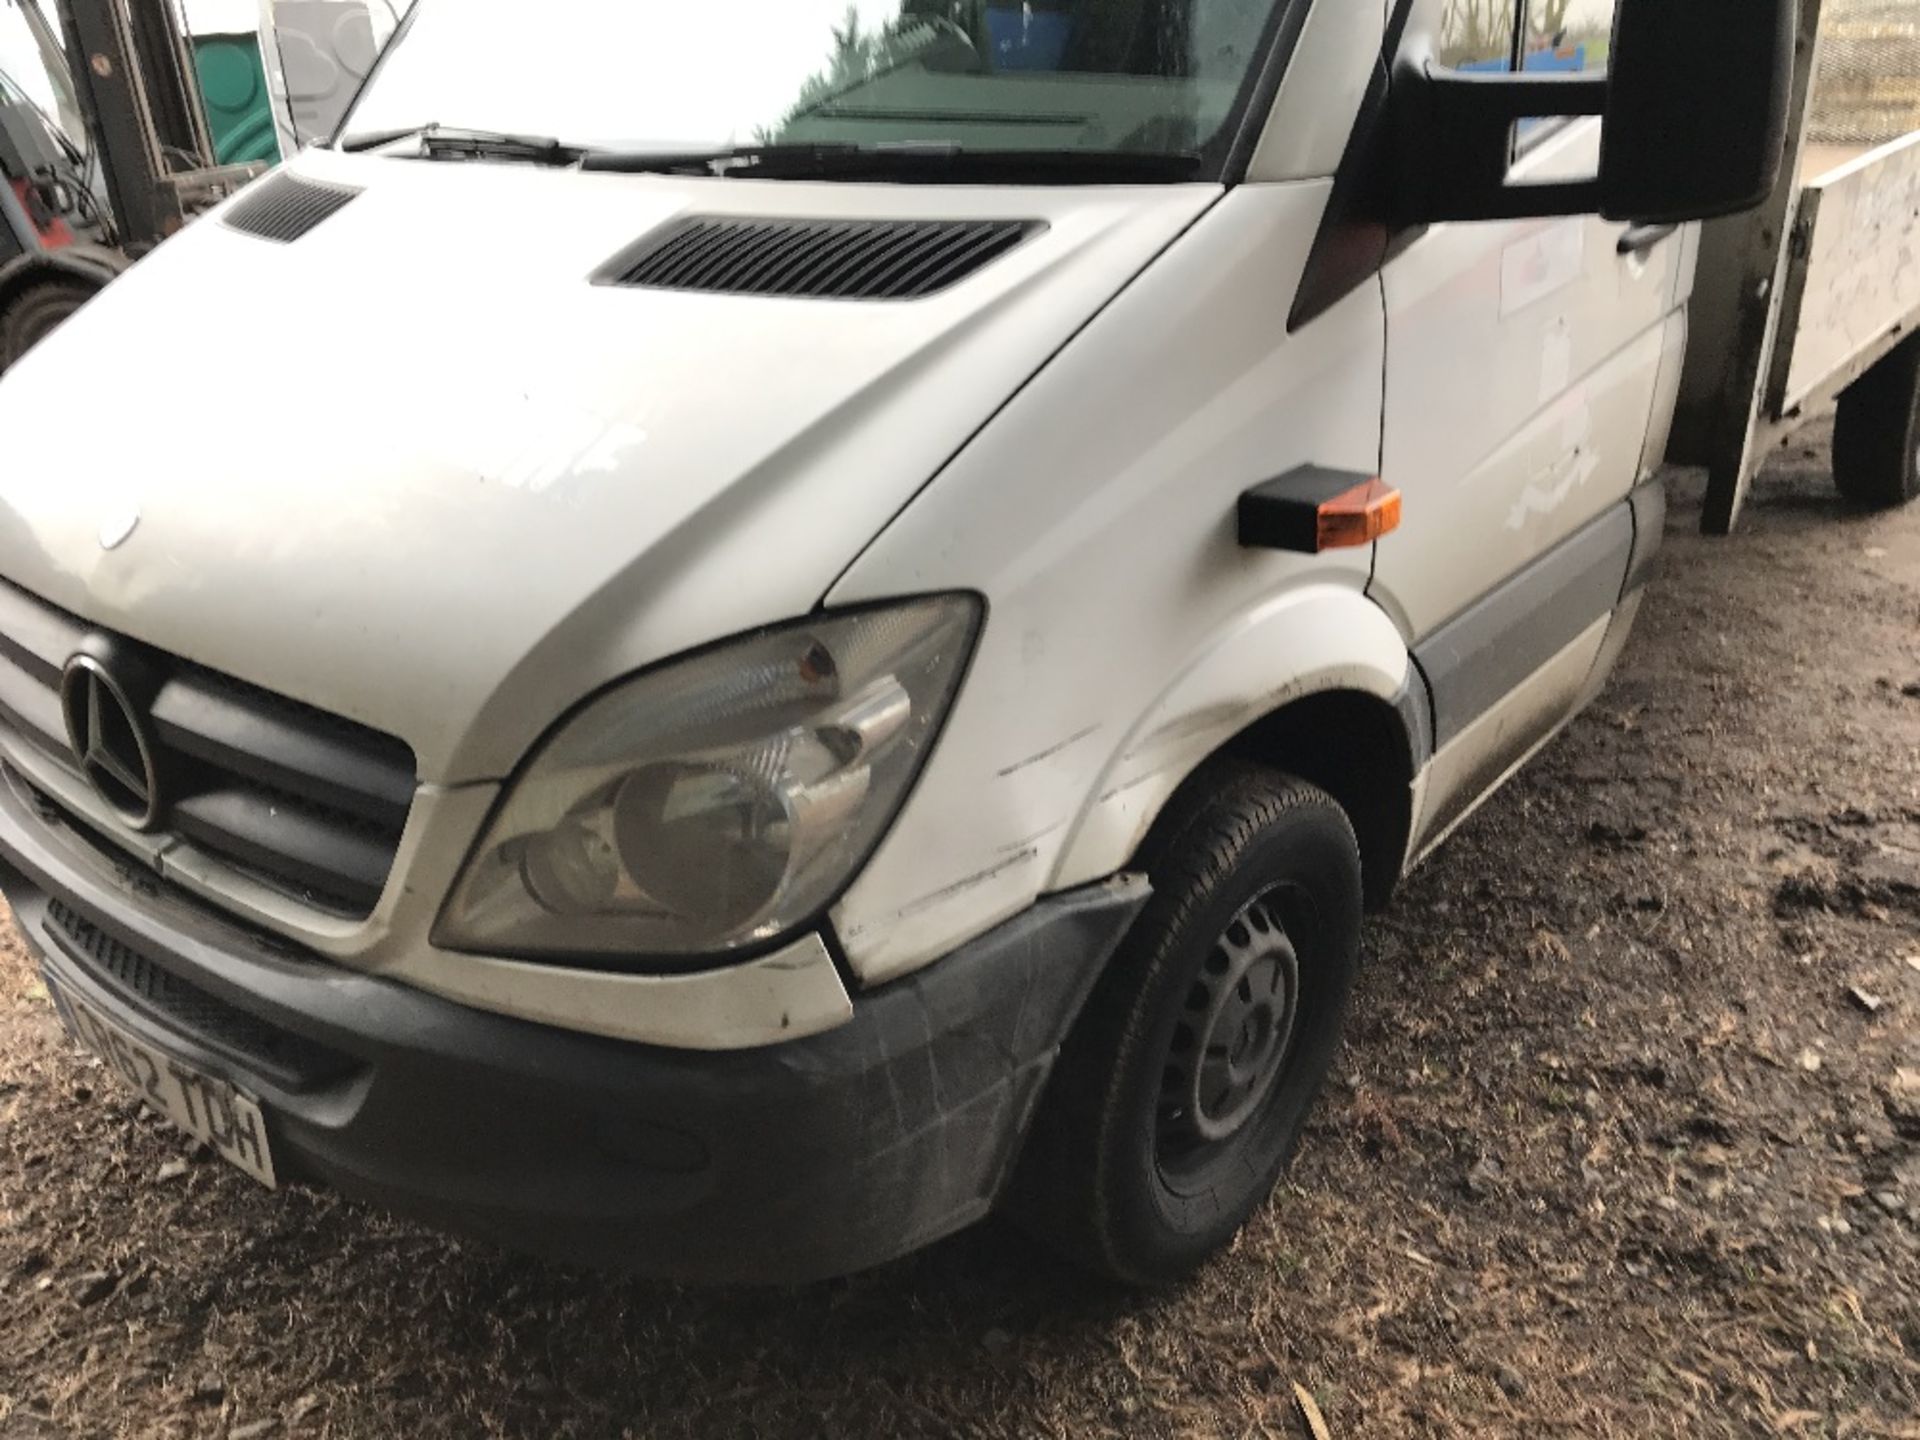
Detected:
[{"left": 1156, "top": 889, "right": 1302, "bottom": 1177}]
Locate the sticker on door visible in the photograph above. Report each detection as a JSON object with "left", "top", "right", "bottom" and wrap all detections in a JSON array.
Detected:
[{"left": 1501, "top": 220, "right": 1586, "bottom": 319}]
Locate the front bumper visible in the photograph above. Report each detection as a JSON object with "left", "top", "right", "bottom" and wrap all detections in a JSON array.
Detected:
[{"left": 0, "top": 776, "right": 1147, "bottom": 1283}]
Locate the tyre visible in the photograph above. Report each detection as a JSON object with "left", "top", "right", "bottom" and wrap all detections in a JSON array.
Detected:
[
  {"left": 1006, "top": 762, "right": 1363, "bottom": 1286},
  {"left": 0, "top": 278, "right": 98, "bottom": 373},
  {"left": 1834, "top": 333, "right": 1920, "bottom": 510}
]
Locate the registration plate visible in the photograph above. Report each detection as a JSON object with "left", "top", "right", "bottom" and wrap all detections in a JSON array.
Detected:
[{"left": 47, "top": 978, "right": 277, "bottom": 1188}]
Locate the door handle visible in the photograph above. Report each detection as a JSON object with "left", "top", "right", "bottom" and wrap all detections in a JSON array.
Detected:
[{"left": 1617, "top": 222, "right": 1680, "bottom": 257}]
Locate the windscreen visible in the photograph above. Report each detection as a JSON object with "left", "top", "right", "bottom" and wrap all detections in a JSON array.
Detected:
[{"left": 342, "top": 0, "right": 1288, "bottom": 169}]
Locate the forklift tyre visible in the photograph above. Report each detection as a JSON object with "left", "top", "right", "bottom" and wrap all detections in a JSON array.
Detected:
[
  {"left": 1834, "top": 333, "right": 1920, "bottom": 510},
  {"left": 0, "top": 277, "right": 100, "bottom": 373}
]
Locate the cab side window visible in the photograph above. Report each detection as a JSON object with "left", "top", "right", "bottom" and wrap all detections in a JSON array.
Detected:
[
  {"left": 1514, "top": 0, "right": 1614, "bottom": 148},
  {"left": 1443, "top": 0, "right": 1616, "bottom": 76}
]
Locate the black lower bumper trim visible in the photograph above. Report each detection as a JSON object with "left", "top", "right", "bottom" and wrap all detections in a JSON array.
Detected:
[{"left": 0, "top": 777, "right": 1148, "bottom": 1282}]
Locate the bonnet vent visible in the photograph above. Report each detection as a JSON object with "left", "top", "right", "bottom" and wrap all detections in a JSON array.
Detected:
[
  {"left": 224, "top": 173, "right": 362, "bottom": 242},
  {"left": 599, "top": 216, "right": 1042, "bottom": 300}
]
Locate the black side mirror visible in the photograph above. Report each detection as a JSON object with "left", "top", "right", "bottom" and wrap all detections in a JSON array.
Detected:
[
  {"left": 1601, "top": 0, "right": 1795, "bottom": 222},
  {"left": 1394, "top": 0, "right": 1796, "bottom": 225}
]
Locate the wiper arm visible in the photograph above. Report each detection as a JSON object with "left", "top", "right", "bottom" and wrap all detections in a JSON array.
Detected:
[
  {"left": 335, "top": 124, "right": 586, "bottom": 166},
  {"left": 335, "top": 122, "right": 438, "bottom": 153},
  {"left": 423, "top": 129, "right": 586, "bottom": 165},
  {"left": 582, "top": 141, "right": 1203, "bottom": 184},
  {"left": 579, "top": 142, "right": 862, "bottom": 176}
]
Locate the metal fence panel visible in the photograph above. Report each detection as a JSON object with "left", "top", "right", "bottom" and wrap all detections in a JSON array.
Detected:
[{"left": 1813, "top": 0, "right": 1920, "bottom": 145}]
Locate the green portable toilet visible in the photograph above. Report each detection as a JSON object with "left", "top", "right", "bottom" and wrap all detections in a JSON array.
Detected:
[{"left": 193, "top": 32, "right": 281, "bottom": 166}]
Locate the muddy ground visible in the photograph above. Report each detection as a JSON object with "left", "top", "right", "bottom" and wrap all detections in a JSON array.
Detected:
[{"left": 2, "top": 429, "right": 1918, "bottom": 1439}]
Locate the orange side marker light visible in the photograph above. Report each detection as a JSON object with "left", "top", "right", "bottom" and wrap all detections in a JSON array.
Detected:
[{"left": 1316, "top": 478, "right": 1402, "bottom": 551}]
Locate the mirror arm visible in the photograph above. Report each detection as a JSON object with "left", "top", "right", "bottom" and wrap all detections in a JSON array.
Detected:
[{"left": 1395, "top": 59, "right": 1610, "bottom": 223}]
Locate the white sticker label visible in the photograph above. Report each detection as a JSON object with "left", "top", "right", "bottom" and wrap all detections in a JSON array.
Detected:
[{"left": 1501, "top": 220, "right": 1586, "bottom": 318}]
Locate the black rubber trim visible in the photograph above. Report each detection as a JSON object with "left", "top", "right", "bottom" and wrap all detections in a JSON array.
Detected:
[
  {"left": 0, "top": 768, "right": 1151, "bottom": 1282},
  {"left": 1624, "top": 478, "right": 1667, "bottom": 596},
  {"left": 1394, "top": 661, "right": 1435, "bottom": 775},
  {"left": 1414, "top": 501, "right": 1633, "bottom": 750}
]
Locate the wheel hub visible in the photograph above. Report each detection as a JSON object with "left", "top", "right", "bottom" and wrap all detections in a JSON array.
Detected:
[{"left": 1158, "top": 894, "right": 1301, "bottom": 1164}]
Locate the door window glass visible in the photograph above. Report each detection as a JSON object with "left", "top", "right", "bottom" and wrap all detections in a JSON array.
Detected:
[
  {"left": 1522, "top": 0, "right": 1613, "bottom": 74},
  {"left": 1441, "top": 0, "right": 1520, "bottom": 73},
  {"left": 1511, "top": 0, "right": 1613, "bottom": 152}
]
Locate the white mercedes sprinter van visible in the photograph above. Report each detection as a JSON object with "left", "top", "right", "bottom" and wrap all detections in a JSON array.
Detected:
[{"left": 0, "top": 0, "right": 1795, "bottom": 1284}]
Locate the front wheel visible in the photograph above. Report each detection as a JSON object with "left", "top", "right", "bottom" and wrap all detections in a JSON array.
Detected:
[
  {"left": 1005, "top": 763, "right": 1363, "bottom": 1286},
  {"left": 1834, "top": 334, "right": 1920, "bottom": 510}
]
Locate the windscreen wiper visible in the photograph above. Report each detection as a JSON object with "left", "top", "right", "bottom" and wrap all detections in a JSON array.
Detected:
[
  {"left": 335, "top": 124, "right": 587, "bottom": 166},
  {"left": 581, "top": 141, "right": 1204, "bottom": 184},
  {"left": 334, "top": 123, "right": 438, "bottom": 152},
  {"left": 579, "top": 142, "right": 864, "bottom": 176}
]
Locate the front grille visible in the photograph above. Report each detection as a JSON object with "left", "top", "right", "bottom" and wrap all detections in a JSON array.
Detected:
[
  {"left": 45, "top": 897, "right": 353, "bottom": 1090},
  {"left": 0, "top": 577, "right": 416, "bottom": 918}
]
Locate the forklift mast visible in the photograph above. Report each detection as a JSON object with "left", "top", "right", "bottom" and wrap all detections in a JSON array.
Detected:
[
  {"left": 2, "top": 0, "right": 265, "bottom": 369},
  {"left": 46, "top": 0, "right": 261, "bottom": 250}
]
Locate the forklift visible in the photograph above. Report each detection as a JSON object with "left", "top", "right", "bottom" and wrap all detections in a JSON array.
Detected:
[{"left": 0, "top": 0, "right": 261, "bottom": 370}]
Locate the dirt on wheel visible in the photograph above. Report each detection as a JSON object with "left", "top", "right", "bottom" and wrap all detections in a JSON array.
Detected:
[{"left": 2, "top": 426, "right": 1918, "bottom": 1438}]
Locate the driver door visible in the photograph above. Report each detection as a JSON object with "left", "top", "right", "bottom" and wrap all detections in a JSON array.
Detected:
[{"left": 1373, "top": 0, "right": 1690, "bottom": 850}]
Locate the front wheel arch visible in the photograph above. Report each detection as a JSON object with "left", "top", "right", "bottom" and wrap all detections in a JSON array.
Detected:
[
  {"left": 1051, "top": 587, "right": 1418, "bottom": 902},
  {"left": 1221, "top": 686, "right": 1419, "bottom": 913}
]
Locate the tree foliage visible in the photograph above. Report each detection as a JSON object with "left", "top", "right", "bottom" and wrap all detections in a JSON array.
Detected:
[
  {"left": 1440, "top": 0, "right": 1515, "bottom": 65},
  {"left": 1441, "top": 0, "right": 1603, "bottom": 66},
  {"left": 783, "top": 5, "right": 890, "bottom": 121},
  {"left": 1534, "top": 0, "right": 1575, "bottom": 38}
]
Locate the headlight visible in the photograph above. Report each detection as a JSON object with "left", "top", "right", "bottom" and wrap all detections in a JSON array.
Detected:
[{"left": 435, "top": 597, "right": 981, "bottom": 962}]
